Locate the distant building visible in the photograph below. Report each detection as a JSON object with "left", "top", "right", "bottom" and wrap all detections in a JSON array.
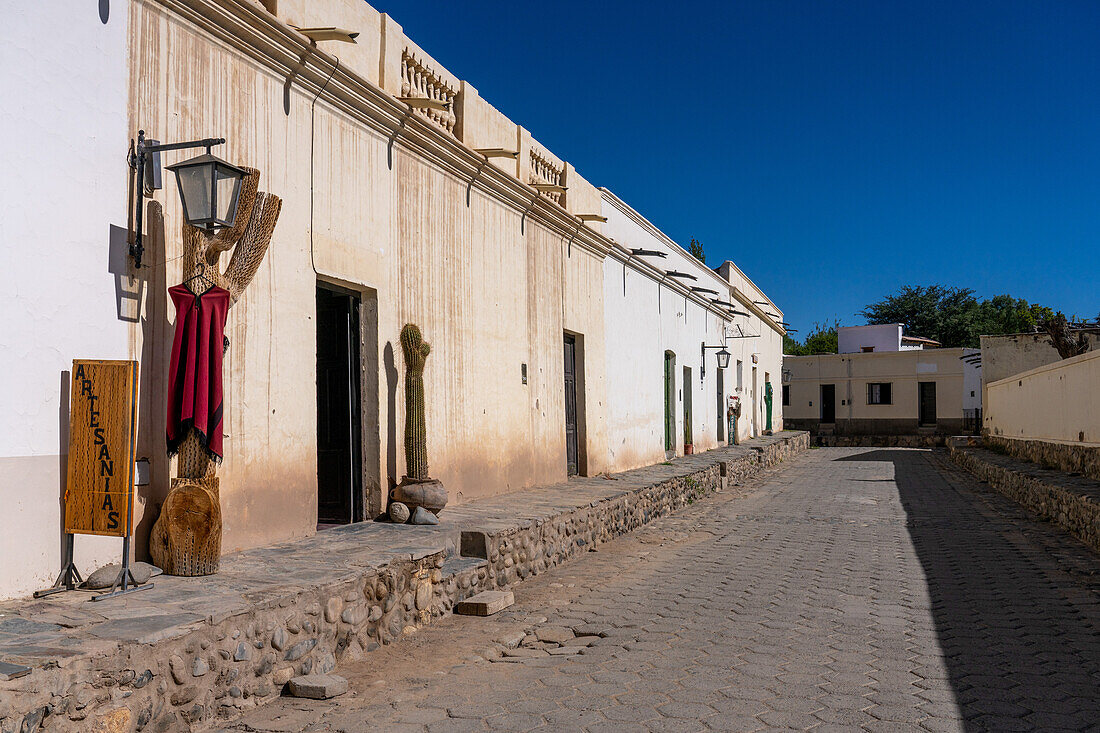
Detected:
[
  {"left": 784, "top": 325, "right": 980, "bottom": 436},
  {"left": 837, "top": 323, "right": 941, "bottom": 354}
]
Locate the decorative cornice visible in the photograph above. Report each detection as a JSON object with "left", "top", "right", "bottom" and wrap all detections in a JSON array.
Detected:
[{"left": 149, "top": 0, "right": 609, "bottom": 259}]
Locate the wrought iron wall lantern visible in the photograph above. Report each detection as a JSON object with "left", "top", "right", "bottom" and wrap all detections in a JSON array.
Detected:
[
  {"left": 701, "top": 343, "right": 732, "bottom": 380},
  {"left": 128, "top": 130, "right": 247, "bottom": 268}
]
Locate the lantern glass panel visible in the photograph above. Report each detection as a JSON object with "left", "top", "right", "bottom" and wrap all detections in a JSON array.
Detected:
[
  {"left": 176, "top": 163, "right": 215, "bottom": 225},
  {"left": 214, "top": 164, "right": 244, "bottom": 225},
  {"left": 717, "top": 349, "right": 731, "bottom": 369}
]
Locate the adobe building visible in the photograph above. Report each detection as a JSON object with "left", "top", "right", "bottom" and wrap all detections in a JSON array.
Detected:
[
  {"left": 0, "top": 1, "right": 785, "bottom": 600},
  {"left": 784, "top": 324, "right": 979, "bottom": 437}
]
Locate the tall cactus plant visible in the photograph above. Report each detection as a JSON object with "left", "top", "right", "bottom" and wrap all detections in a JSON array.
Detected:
[{"left": 400, "top": 323, "right": 431, "bottom": 480}]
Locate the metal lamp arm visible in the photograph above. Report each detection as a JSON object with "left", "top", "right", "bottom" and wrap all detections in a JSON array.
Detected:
[{"left": 129, "top": 129, "right": 231, "bottom": 268}]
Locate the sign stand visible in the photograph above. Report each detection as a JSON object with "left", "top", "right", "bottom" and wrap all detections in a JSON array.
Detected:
[
  {"left": 91, "top": 535, "right": 152, "bottom": 601},
  {"left": 39, "top": 360, "right": 148, "bottom": 601},
  {"left": 33, "top": 534, "right": 84, "bottom": 598}
]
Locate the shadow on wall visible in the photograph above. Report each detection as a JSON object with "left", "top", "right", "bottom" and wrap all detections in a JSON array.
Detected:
[
  {"left": 55, "top": 371, "right": 71, "bottom": 571},
  {"left": 133, "top": 202, "right": 172, "bottom": 560},
  {"left": 384, "top": 341, "right": 398, "bottom": 499},
  {"left": 834, "top": 450, "right": 1100, "bottom": 730}
]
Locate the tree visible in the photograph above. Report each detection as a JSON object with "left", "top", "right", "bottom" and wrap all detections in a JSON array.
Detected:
[
  {"left": 859, "top": 285, "right": 979, "bottom": 347},
  {"left": 785, "top": 320, "right": 840, "bottom": 355},
  {"left": 1040, "top": 312, "right": 1090, "bottom": 359},
  {"left": 688, "top": 237, "right": 705, "bottom": 265},
  {"left": 859, "top": 285, "right": 1055, "bottom": 348},
  {"left": 972, "top": 295, "right": 1053, "bottom": 339}
]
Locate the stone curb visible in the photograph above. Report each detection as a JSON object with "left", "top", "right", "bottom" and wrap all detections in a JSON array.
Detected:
[{"left": 948, "top": 444, "right": 1100, "bottom": 553}]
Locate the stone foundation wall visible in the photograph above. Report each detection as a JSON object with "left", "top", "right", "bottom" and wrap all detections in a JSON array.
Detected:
[
  {"left": 949, "top": 445, "right": 1100, "bottom": 554},
  {"left": 814, "top": 434, "right": 947, "bottom": 448},
  {"left": 475, "top": 433, "right": 810, "bottom": 589},
  {"left": 0, "top": 434, "right": 808, "bottom": 733},
  {"left": 983, "top": 435, "right": 1100, "bottom": 483}
]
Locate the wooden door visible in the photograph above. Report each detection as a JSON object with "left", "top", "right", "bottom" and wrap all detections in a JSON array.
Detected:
[
  {"left": 820, "top": 384, "right": 836, "bottom": 424},
  {"left": 919, "top": 381, "right": 937, "bottom": 426},
  {"left": 564, "top": 334, "right": 578, "bottom": 475},
  {"left": 664, "top": 352, "right": 675, "bottom": 452},
  {"left": 316, "top": 285, "right": 362, "bottom": 525}
]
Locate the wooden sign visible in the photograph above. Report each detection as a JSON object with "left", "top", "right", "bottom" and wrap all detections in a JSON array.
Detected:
[{"left": 64, "top": 360, "right": 138, "bottom": 537}]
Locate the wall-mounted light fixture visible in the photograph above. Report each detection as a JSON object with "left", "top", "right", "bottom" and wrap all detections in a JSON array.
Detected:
[
  {"left": 701, "top": 343, "right": 732, "bottom": 381},
  {"left": 128, "top": 129, "right": 247, "bottom": 268}
]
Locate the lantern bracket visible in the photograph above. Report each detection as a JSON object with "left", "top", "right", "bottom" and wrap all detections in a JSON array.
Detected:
[
  {"left": 701, "top": 343, "right": 732, "bottom": 381},
  {"left": 128, "top": 130, "right": 229, "bottom": 268}
]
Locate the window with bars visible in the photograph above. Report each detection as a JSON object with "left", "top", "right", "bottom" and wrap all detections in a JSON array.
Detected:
[{"left": 867, "top": 382, "right": 892, "bottom": 405}]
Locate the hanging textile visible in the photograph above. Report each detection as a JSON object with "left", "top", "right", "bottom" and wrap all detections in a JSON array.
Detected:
[{"left": 166, "top": 284, "right": 231, "bottom": 461}]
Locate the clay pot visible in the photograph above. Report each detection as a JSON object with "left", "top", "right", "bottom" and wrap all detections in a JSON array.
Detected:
[
  {"left": 392, "top": 477, "right": 448, "bottom": 515},
  {"left": 684, "top": 444, "right": 694, "bottom": 455}
]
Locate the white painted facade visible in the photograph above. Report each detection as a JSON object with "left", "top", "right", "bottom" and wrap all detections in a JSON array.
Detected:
[
  {"left": 838, "top": 323, "right": 920, "bottom": 353},
  {"left": 600, "top": 190, "right": 785, "bottom": 471},
  {"left": 0, "top": 5, "right": 132, "bottom": 599}
]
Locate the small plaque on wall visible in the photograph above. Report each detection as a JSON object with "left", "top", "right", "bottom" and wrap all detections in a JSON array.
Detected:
[{"left": 64, "top": 360, "right": 138, "bottom": 537}]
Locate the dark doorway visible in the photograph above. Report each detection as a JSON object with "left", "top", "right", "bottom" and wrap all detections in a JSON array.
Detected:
[
  {"left": 316, "top": 285, "right": 362, "bottom": 525},
  {"left": 919, "top": 381, "right": 937, "bottom": 426},
  {"left": 820, "top": 384, "right": 836, "bottom": 424},
  {"left": 664, "top": 352, "right": 676, "bottom": 453},
  {"left": 716, "top": 369, "right": 725, "bottom": 443},
  {"left": 564, "top": 334, "right": 578, "bottom": 476}
]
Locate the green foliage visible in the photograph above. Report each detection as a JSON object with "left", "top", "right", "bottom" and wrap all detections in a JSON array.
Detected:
[
  {"left": 785, "top": 320, "right": 841, "bottom": 355},
  {"left": 688, "top": 237, "right": 706, "bottom": 265},
  {"left": 858, "top": 285, "right": 1055, "bottom": 348}
]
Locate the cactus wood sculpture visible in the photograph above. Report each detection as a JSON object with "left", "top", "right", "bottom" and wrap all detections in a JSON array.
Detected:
[
  {"left": 391, "top": 324, "right": 448, "bottom": 518},
  {"left": 150, "top": 168, "right": 282, "bottom": 575}
]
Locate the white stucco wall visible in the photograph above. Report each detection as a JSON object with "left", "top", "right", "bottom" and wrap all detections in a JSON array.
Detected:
[
  {"left": 600, "top": 190, "right": 784, "bottom": 471},
  {"left": 0, "top": 4, "right": 131, "bottom": 598},
  {"left": 838, "top": 324, "right": 903, "bottom": 354}
]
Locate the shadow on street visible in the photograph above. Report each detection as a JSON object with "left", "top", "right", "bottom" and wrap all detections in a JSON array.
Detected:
[{"left": 835, "top": 449, "right": 1100, "bottom": 732}]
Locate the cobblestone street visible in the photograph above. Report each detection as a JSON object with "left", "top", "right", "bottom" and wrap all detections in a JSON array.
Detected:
[{"left": 228, "top": 448, "right": 1100, "bottom": 733}]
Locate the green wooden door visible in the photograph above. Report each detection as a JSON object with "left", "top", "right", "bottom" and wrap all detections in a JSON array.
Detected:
[{"left": 664, "top": 352, "right": 675, "bottom": 451}]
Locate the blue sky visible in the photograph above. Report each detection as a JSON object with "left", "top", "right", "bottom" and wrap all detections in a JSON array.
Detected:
[{"left": 380, "top": 0, "right": 1099, "bottom": 334}]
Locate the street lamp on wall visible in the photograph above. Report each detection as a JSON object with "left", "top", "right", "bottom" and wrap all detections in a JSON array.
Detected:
[
  {"left": 701, "top": 344, "right": 731, "bottom": 381},
  {"left": 128, "top": 129, "right": 247, "bottom": 268},
  {"left": 165, "top": 153, "right": 247, "bottom": 232}
]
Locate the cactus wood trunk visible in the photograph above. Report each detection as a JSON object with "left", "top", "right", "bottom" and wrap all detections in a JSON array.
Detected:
[{"left": 392, "top": 324, "right": 448, "bottom": 517}]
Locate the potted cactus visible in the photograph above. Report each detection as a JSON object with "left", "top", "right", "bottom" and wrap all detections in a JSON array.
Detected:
[{"left": 390, "top": 324, "right": 447, "bottom": 520}]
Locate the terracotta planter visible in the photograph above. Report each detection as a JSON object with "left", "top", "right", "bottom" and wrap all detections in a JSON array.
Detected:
[
  {"left": 392, "top": 477, "right": 448, "bottom": 515},
  {"left": 684, "top": 444, "right": 694, "bottom": 455}
]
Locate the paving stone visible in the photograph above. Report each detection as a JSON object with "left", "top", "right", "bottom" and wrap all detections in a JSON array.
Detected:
[
  {"left": 533, "top": 626, "right": 574, "bottom": 644},
  {"left": 455, "top": 591, "right": 515, "bottom": 616},
  {"left": 287, "top": 674, "right": 349, "bottom": 699}
]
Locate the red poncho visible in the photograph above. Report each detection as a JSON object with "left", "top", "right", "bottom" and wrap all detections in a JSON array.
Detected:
[{"left": 166, "top": 284, "right": 230, "bottom": 461}]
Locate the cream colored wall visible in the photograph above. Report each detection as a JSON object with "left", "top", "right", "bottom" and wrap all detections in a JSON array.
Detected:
[
  {"left": 124, "top": 0, "right": 615, "bottom": 558},
  {"left": 986, "top": 350, "right": 1100, "bottom": 445},
  {"left": 785, "top": 349, "right": 966, "bottom": 422},
  {"left": 0, "top": 0, "right": 786, "bottom": 600}
]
